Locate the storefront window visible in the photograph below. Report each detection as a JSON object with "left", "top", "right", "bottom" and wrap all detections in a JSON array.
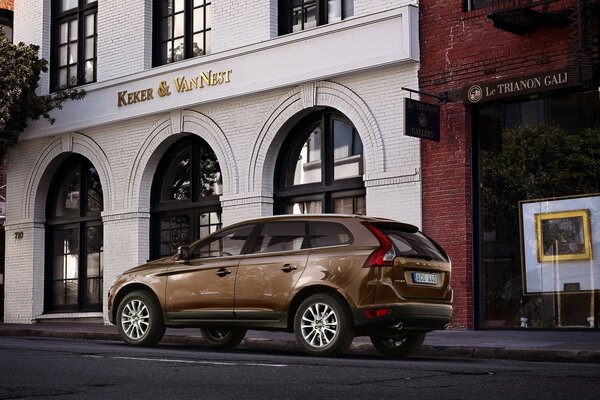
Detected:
[{"left": 477, "top": 91, "right": 600, "bottom": 329}]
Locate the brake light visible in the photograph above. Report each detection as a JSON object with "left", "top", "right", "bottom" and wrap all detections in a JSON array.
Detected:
[{"left": 361, "top": 222, "right": 396, "bottom": 267}]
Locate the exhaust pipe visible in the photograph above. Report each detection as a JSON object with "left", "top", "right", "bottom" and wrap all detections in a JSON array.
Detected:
[{"left": 392, "top": 322, "right": 404, "bottom": 331}]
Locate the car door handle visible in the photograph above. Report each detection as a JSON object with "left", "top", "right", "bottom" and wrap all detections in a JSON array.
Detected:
[
  {"left": 281, "top": 264, "right": 298, "bottom": 272},
  {"left": 216, "top": 268, "right": 232, "bottom": 277}
]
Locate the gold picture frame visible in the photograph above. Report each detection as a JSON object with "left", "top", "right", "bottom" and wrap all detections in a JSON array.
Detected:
[{"left": 535, "top": 209, "right": 592, "bottom": 262}]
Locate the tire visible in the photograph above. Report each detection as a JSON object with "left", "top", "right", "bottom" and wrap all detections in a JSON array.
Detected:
[
  {"left": 294, "top": 294, "right": 354, "bottom": 357},
  {"left": 370, "top": 332, "right": 426, "bottom": 358},
  {"left": 116, "top": 291, "right": 166, "bottom": 346},
  {"left": 201, "top": 329, "right": 247, "bottom": 349}
]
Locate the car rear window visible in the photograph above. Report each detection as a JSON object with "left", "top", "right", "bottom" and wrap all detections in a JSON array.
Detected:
[
  {"left": 375, "top": 224, "right": 449, "bottom": 262},
  {"left": 309, "top": 222, "right": 352, "bottom": 248}
]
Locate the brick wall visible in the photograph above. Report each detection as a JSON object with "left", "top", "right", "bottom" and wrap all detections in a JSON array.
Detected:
[
  {"left": 418, "top": 1, "right": 576, "bottom": 329},
  {"left": 0, "top": 0, "right": 13, "bottom": 11}
]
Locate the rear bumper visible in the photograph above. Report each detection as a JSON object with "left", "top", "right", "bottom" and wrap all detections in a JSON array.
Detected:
[{"left": 352, "top": 303, "right": 452, "bottom": 334}]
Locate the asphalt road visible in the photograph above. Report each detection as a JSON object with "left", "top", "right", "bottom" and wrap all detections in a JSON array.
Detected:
[{"left": 1, "top": 337, "right": 599, "bottom": 400}]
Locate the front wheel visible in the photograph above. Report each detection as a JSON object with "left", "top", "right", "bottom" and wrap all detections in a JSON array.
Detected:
[
  {"left": 294, "top": 294, "right": 354, "bottom": 357},
  {"left": 200, "top": 329, "right": 247, "bottom": 349},
  {"left": 117, "top": 291, "right": 165, "bottom": 346},
  {"left": 370, "top": 332, "right": 426, "bottom": 358}
]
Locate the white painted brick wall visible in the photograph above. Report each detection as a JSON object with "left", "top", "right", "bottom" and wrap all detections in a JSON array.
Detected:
[
  {"left": 211, "top": 0, "right": 277, "bottom": 53},
  {"left": 6, "top": 1, "right": 421, "bottom": 323},
  {"left": 96, "top": 0, "right": 153, "bottom": 81}
]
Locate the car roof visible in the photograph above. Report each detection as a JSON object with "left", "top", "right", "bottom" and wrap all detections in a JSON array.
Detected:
[{"left": 227, "top": 214, "right": 417, "bottom": 229}]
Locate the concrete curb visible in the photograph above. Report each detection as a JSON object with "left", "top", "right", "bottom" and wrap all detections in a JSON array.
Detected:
[{"left": 1, "top": 328, "right": 599, "bottom": 363}]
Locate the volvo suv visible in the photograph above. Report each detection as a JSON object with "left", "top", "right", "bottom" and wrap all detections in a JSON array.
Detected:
[{"left": 108, "top": 214, "right": 452, "bottom": 357}]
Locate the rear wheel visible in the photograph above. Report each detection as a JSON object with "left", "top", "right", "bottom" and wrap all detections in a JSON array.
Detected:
[
  {"left": 294, "top": 294, "right": 354, "bottom": 357},
  {"left": 117, "top": 291, "right": 165, "bottom": 346},
  {"left": 200, "top": 329, "right": 247, "bottom": 349},
  {"left": 370, "top": 332, "right": 426, "bottom": 357}
]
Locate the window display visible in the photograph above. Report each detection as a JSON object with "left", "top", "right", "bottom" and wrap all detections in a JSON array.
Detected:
[{"left": 477, "top": 91, "right": 600, "bottom": 329}]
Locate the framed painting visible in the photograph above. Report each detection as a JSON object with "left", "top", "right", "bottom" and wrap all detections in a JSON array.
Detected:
[{"left": 535, "top": 209, "right": 592, "bottom": 263}]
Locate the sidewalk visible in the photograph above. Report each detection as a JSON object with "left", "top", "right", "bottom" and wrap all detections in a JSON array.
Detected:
[{"left": 1, "top": 322, "right": 599, "bottom": 363}]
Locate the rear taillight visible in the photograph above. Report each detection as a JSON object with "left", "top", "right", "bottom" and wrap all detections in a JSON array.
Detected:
[{"left": 361, "top": 222, "right": 396, "bottom": 267}]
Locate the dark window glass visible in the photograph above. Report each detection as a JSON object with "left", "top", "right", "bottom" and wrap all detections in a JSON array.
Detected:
[
  {"left": 252, "top": 222, "right": 307, "bottom": 253},
  {"left": 476, "top": 91, "right": 600, "bottom": 329},
  {"left": 154, "top": 0, "right": 212, "bottom": 66},
  {"left": 279, "top": 0, "right": 353, "bottom": 35},
  {"left": 275, "top": 110, "right": 365, "bottom": 215},
  {"left": 162, "top": 148, "right": 192, "bottom": 201},
  {"left": 376, "top": 224, "right": 449, "bottom": 262},
  {"left": 46, "top": 155, "right": 103, "bottom": 312},
  {"left": 151, "top": 136, "right": 223, "bottom": 259},
  {"left": 52, "top": 0, "right": 97, "bottom": 89},
  {"left": 309, "top": 222, "right": 351, "bottom": 248},
  {"left": 192, "top": 225, "right": 253, "bottom": 258}
]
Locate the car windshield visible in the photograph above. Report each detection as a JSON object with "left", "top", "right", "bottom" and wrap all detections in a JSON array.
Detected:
[{"left": 375, "top": 224, "right": 449, "bottom": 262}]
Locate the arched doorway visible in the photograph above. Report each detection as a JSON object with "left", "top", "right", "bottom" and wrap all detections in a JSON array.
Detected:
[
  {"left": 45, "top": 155, "right": 103, "bottom": 312},
  {"left": 150, "top": 135, "right": 223, "bottom": 259},
  {"left": 274, "top": 109, "right": 365, "bottom": 214}
]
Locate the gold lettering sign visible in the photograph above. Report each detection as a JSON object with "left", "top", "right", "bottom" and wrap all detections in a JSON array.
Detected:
[{"left": 117, "top": 69, "right": 232, "bottom": 107}]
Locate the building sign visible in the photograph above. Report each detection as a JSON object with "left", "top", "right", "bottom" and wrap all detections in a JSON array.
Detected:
[
  {"left": 464, "top": 69, "right": 574, "bottom": 104},
  {"left": 117, "top": 69, "right": 232, "bottom": 107},
  {"left": 405, "top": 98, "right": 440, "bottom": 142}
]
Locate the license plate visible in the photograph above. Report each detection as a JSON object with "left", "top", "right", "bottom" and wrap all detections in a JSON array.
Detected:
[{"left": 413, "top": 272, "right": 438, "bottom": 285}]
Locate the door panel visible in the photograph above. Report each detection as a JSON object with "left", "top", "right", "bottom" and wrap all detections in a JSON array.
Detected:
[
  {"left": 235, "top": 251, "right": 309, "bottom": 319},
  {"left": 165, "top": 256, "right": 242, "bottom": 319}
]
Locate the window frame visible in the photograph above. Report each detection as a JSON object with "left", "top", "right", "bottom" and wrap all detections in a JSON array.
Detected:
[
  {"left": 153, "top": 0, "right": 212, "bottom": 67},
  {"left": 274, "top": 110, "right": 366, "bottom": 214},
  {"left": 150, "top": 135, "right": 223, "bottom": 259},
  {"left": 278, "top": 0, "right": 353, "bottom": 35},
  {"left": 50, "top": 0, "right": 97, "bottom": 90},
  {"left": 44, "top": 155, "right": 104, "bottom": 313}
]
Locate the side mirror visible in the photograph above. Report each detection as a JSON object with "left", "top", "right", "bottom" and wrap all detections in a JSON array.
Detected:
[{"left": 177, "top": 245, "right": 191, "bottom": 261}]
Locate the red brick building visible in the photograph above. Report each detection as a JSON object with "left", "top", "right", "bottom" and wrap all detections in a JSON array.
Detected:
[{"left": 419, "top": 0, "right": 599, "bottom": 329}]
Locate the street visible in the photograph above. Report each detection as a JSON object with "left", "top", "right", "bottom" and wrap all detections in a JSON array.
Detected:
[{"left": 1, "top": 337, "right": 599, "bottom": 399}]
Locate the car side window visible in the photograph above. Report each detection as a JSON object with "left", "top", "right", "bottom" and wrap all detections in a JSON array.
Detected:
[
  {"left": 251, "top": 222, "right": 307, "bottom": 253},
  {"left": 191, "top": 225, "right": 254, "bottom": 259},
  {"left": 309, "top": 222, "right": 352, "bottom": 248}
]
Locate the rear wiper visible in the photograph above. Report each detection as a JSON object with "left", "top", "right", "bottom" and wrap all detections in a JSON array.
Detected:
[{"left": 400, "top": 254, "right": 433, "bottom": 261}]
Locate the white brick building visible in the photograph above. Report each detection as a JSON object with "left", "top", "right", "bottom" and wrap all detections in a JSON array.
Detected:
[{"left": 5, "top": 0, "right": 422, "bottom": 323}]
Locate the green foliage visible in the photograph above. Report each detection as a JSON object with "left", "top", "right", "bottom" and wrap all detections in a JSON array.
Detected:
[
  {"left": 482, "top": 124, "right": 600, "bottom": 237},
  {"left": 0, "top": 30, "right": 85, "bottom": 158}
]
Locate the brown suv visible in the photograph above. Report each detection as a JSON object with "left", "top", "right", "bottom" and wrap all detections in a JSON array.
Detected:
[{"left": 108, "top": 214, "right": 452, "bottom": 357}]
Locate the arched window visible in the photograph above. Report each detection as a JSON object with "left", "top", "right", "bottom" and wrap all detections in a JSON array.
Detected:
[
  {"left": 150, "top": 136, "right": 222, "bottom": 259},
  {"left": 274, "top": 110, "right": 365, "bottom": 214},
  {"left": 45, "top": 155, "right": 103, "bottom": 312}
]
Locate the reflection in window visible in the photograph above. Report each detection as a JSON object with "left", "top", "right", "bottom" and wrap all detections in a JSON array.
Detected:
[
  {"left": 46, "top": 155, "right": 103, "bottom": 312},
  {"left": 53, "top": 0, "right": 97, "bottom": 88},
  {"left": 155, "top": 0, "right": 212, "bottom": 66},
  {"left": 333, "top": 119, "right": 363, "bottom": 180},
  {"left": 279, "top": 0, "right": 353, "bottom": 35},
  {"left": 252, "top": 222, "right": 306, "bottom": 253},
  {"left": 192, "top": 225, "right": 253, "bottom": 258},
  {"left": 54, "top": 166, "right": 81, "bottom": 217},
  {"left": 288, "top": 127, "right": 322, "bottom": 185},
  {"left": 159, "top": 215, "right": 191, "bottom": 257},
  {"left": 477, "top": 91, "right": 600, "bottom": 329},
  {"left": 162, "top": 148, "right": 192, "bottom": 201},
  {"left": 309, "top": 222, "right": 351, "bottom": 248},
  {"left": 276, "top": 110, "right": 365, "bottom": 215},
  {"left": 287, "top": 200, "right": 322, "bottom": 215},
  {"left": 333, "top": 195, "right": 365, "bottom": 214},
  {"left": 151, "top": 136, "right": 223, "bottom": 259}
]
